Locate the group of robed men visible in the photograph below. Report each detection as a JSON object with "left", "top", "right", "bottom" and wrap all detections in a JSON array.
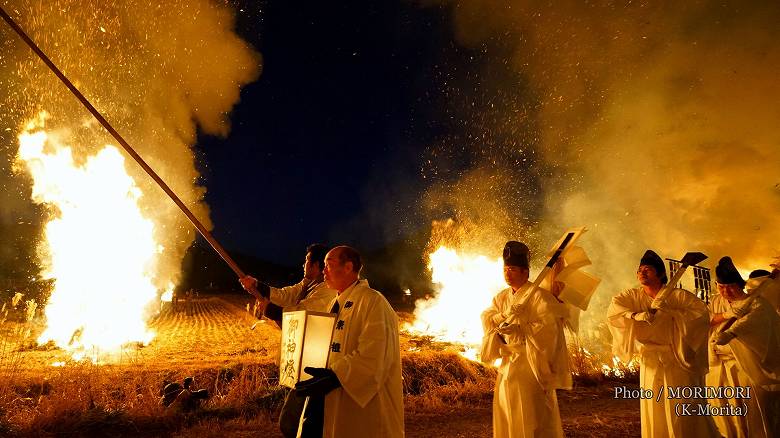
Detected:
[
  {"left": 239, "top": 241, "right": 780, "bottom": 438},
  {"left": 482, "top": 241, "right": 780, "bottom": 438},
  {"left": 608, "top": 250, "right": 780, "bottom": 438}
]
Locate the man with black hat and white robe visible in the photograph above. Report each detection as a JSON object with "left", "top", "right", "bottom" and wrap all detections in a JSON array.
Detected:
[
  {"left": 481, "top": 241, "right": 572, "bottom": 438},
  {"left": 707, "top": 256, "right": 780, "bottom": 438},
  {"left": 607, "top": 250, "right": 718, "bottom": 438}
]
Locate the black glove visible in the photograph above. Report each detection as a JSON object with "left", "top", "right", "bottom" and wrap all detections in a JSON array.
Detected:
[
  {"left": 257, "top": 282, "right": 271, "bottom": 299},
  {"left": 295, "top": 367, "right": 341, "bottom": 397},
  {"left": 264, "top": 302, "right": 284, "bottom": 327}
]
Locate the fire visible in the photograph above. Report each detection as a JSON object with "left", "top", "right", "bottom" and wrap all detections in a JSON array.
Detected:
[
  {"left": 160, "top": 283, "right": 174, "bottom": 302},
  {"left": 405, "top": 246, "right": 506, "bottom": 358},
  {"left": 601, "top": 356, "right": 640, "bottom": 379},
  {"left": 16, "top": 113, "right": 159, "bottom": 361}
]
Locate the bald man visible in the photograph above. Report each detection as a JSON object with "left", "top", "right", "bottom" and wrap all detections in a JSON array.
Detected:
[{"left": 295, "top": 246, "right": 404, "bottom": 438}]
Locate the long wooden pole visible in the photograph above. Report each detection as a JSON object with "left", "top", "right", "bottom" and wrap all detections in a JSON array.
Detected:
[{"left": 0, "top": 6, "right": 261, "bottom": 298}]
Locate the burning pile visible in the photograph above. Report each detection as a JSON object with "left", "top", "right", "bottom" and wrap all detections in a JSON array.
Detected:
[
  {"left": 15, "top": 113, "right": 158, "bottom": 360},
  {"left": 404, "top": 246, "right": 505, "bottom": 360},
  {"left": 1, "top": 1, "right": 261, "bottom": 362},
  {"left": 404, "top": 223, "right": 636, "bottom": 382}
]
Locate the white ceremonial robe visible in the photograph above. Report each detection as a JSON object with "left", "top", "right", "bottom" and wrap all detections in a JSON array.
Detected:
[
  {"left": 607, "top": 287, "right": 718, "bottom": 438},
  {"left": 323, "top": 280, "right": 404, "bottom": 438},
  {"left": 270, "top": 280, "right": 336, "bottom": 312},
  {"left": 481, "top": 282, "right": 572, "bottom": 438},
  {"left": 708, "top": 294, "right": 780, "bottom": 438},
  {"left": 747, "top": 276, "right": 780, "bottom": 315}
]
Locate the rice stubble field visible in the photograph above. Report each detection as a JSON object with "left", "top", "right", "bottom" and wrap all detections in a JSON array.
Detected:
[{"left": 0, "top": 294, "right": 640, "bottom": 437}]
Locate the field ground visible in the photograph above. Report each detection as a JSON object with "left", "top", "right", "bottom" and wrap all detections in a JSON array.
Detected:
[{"left": 0, "top": 294, "right": 640, "bottom": 437}]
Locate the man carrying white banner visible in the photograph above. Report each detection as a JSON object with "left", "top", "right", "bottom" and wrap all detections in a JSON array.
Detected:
[
  {"left": 481, "top": 241, "right": 572, "bottom": 438},
  {"left": 607, "top": 250, "right": 718, "bottom": 438}
]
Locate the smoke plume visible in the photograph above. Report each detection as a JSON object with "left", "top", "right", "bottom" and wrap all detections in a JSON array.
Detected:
[
  {"left": 0, "top": 0, "right": 260, "bottom": 288},
  {"left": 418, "top": 1, "right": 780, "bottom": 332}
]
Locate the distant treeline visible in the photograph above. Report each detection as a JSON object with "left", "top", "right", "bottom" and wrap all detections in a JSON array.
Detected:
[
  {"left": 180, "top": 234, "right": 435, "bottom": 310},
  {"left": 0, "top": 223, "right": 436, "bottom": 311}
]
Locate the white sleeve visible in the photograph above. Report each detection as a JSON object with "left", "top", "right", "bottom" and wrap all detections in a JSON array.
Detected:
[
  {"left": 292, "top": 285, "right": 337, "bottom": 313},
  {"left": 270, "top": 280, "right": 305, "bottom": 307}
]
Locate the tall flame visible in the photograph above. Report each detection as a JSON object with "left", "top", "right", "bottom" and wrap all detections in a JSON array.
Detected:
[
  {"left": 406, "top": 246, "right": 506, "bottom": 353},
  {"left": 16, "top": 113, "right": 158, "bottom": 360}
]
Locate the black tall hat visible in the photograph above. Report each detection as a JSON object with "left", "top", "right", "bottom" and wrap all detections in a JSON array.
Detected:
[
  {"left": 639, "top": 250, "right": 668, "bottom": 284},
  {"left": 503, "top": 241, "right": 530, "bottom": 268},
  {"left": 716, "top": 256, "right": 745, "bottom": 287},
  {"left": 749, "top": 269, "right": 771, "bottom": 279}
]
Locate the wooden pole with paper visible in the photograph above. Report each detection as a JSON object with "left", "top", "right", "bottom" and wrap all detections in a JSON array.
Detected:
[
  {"left": 503, "top": 227, "right": 588, "bottom": 325},
  {"left": 481, "top": 227, "right": 593, "bottom": 364}
]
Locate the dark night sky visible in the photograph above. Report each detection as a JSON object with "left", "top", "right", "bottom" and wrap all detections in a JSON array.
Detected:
[
  {"left": 5, "top": 0, "right": 778, "bottom": 301},
  {"left": 197, "top": 1, "right": 479, "bottom": 264}
]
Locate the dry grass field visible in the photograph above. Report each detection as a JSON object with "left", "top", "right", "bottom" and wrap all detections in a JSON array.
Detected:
[{"left": 0, "top": 294, "right": 640, "bottom": 437}]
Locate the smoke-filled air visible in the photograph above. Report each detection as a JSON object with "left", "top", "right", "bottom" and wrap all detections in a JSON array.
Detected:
[
  {"left": 0, "top": 0, "right": 259, "bottom": 356},
  {"left": 415, "top": 1, "right": 780, "bottom": 334}
]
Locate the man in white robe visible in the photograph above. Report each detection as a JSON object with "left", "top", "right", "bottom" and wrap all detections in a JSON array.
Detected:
[
  {"left": 746, "top": 263, "right": 780, "bottom": 314},
  {"left": 481, "top": 241, "right": 572, "bottom": 438},
  {"left": 240, "top": 243, "right": 337, "bottom": 437},
  {"left": 296, "top": 245, "right": 404, "bottom": 438},
  {"left": 241, "top": 244, "right": 337, "bottom": 326},
  {"left": 708, "top": 256, "right": 780, "bottom": 438},
  {"left": 607, "top": 250, "right": 718, "bottom": 438}
]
